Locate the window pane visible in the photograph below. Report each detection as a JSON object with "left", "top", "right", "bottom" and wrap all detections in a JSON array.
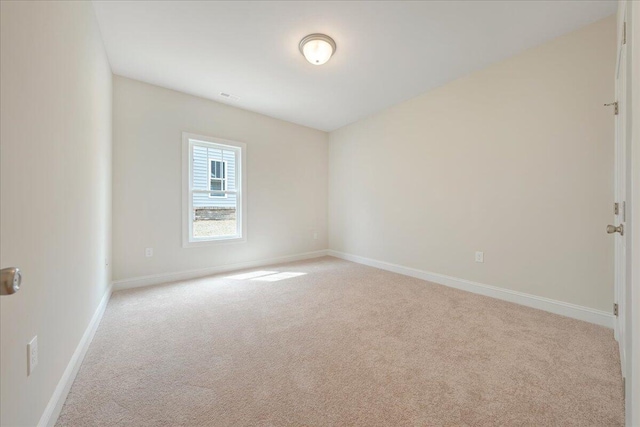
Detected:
[
  {"left": 208, "top": 148, "right": 223, "bottom": 162},
  {"left": 210, "top": 179, "right": 223, "bottom": 191},
  {"left": 211, "top": 160, "right": 223, "bottom": 179},
  {"left": 192, "top": 200, "right": 237, "bottom": 239},
  {"left": 189, "top": 139, "right": 241, "bottom": 243},
  {"left": 192, "top": 146, "right": 209, "bottom": 190}
]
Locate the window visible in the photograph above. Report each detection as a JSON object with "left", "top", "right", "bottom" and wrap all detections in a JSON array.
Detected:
[
  {"left": 209, "top": 160, "right": 227, "bottom": 198},
  {"left": 182, "top": 133, "right": 246, "bottom": 246}
]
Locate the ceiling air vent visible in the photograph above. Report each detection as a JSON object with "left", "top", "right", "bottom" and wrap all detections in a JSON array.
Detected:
[{"left": 219, "top": 92, "right": 240, "bottom": 101}]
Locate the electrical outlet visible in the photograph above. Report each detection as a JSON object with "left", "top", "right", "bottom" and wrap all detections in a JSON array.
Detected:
[
  {"left": 313, "top": 232, "right": 318, "bottom": 240},
  {"left": 475, "top": 251, "right": 484, "bottom": 263},
  {"left": 27, "top": 336, "right": 38, "bottom": 376},
  {"left": 145, "top": 248, "right": 153, "bottom": 257}
]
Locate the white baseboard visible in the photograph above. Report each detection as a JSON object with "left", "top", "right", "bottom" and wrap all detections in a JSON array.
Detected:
[
  {"left": 38, "top": 284, "right": 113, "bottom": 427},
  {"left": 328, "top": 250, "right": 614, "bottom": 329},
  {"left": 113, "top": 250, "right": 329, "bottom": 291}
]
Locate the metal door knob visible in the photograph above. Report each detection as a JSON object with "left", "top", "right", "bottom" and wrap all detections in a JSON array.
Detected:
[
  {"left": 1, "top": 267, "right": 22, "bottom": 295},
  {"left": 606, "top": 224, "right": 624, "bottom": 236}
]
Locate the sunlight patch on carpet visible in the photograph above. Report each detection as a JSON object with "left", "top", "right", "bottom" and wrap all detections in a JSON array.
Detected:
[
  {"left": 251, "top": 272, "right": 307, "bottom": 282},
  {"left": 225, "top": 270, "right": 277, "bottom": 280}
]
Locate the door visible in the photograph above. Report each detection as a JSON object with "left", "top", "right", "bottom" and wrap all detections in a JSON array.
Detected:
[{"left": 611, "top": 5, "right": 628, "bottom": 378}]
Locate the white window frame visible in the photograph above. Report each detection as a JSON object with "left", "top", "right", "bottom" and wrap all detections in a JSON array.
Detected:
[
  {"left": 208, "top": 159, "right": 227, "bottom": 199},
  {"left": 182, "top": 132, "right": 247, "bottom": 247}
]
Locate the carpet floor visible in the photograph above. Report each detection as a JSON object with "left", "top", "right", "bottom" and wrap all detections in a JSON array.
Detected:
[{"left": 56, "top": 257, "right": 624, "bottom": 426}]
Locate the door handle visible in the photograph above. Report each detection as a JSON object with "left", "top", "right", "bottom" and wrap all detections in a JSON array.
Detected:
[
  {"left": 0, "top": 267, "right": 22, "bottom": 295},
  {"left": 606, "top": 224, "right": 624, "bottom": 236}
]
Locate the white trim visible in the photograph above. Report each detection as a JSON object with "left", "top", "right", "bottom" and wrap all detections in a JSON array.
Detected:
[
  {"left": 37, "top": 285, "right": 113, "bottom": 427},
  {"left": 182, "top": 132, "right": 247, "bottom": 247},
  {"left": 624, "top": 0, "right": 639, "bottom": 423},
  {"left": 327, "top": 250, "right": 615, "bottom": 329},
  {"left": 113, "top": 250, "right": 329, "bottom": 291},
  {"left": 613, "top": 0, "right": 629, "bottom": 378}
]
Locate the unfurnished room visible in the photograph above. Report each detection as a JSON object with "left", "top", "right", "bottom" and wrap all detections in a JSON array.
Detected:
[{"left": 1, "top": 1, "right": 639, "bottom": 426}]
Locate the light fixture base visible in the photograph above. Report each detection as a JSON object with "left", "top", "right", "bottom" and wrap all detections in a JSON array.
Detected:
[{"left": 299, "top": 33, "right": 336, "bottom": 65}]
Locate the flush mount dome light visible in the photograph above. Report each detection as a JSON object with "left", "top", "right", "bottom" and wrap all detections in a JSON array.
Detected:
[{"left": 299, "top": 34, "right": 336, "bottom": 65}]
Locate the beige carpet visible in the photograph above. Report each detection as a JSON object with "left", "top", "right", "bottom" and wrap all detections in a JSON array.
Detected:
[{"left": 56, "top": 257, "right": 624, "bottom": 426}]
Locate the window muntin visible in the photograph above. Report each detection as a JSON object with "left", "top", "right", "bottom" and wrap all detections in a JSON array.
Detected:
[{"left": 183, "top": 133, "right": 245, "bottom": 245}]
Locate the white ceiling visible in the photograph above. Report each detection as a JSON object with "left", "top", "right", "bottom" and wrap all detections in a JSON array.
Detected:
[{"left": 93, "top": 1, "right": 616, "bottom": 132}]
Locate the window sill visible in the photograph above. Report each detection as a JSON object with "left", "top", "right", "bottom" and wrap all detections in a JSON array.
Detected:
[{"left": 183, "top": 236, "right": 246, "bottom": 248}]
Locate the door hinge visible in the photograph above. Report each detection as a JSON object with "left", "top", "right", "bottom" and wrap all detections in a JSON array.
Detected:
[
  {"left": 614, "top": 303, "right": 619, "bottom": 316},
  {"left": 614, "top": 202, "right": 619, "bottom": 215},
  {"left": 623, "top": 21, "right": 626, "bottom": 45},
  {"left": 604, "top": 102, "right": 618, "bottom": 115}
]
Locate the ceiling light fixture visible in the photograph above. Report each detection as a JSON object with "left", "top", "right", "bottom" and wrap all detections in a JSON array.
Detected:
[{"left": 299, "top": 34, "right": 336, "bottom": 65}]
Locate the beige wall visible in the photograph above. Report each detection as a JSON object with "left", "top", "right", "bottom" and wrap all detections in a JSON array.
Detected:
[
  {"left": 329, "top": 16, "right": 616, "bottom": 312},
  {"left": 0, "top": 2, "right": 112, "bottom": 426},
  {"left": 112, "top": 77, "right": 328, "bottom": 281}
]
